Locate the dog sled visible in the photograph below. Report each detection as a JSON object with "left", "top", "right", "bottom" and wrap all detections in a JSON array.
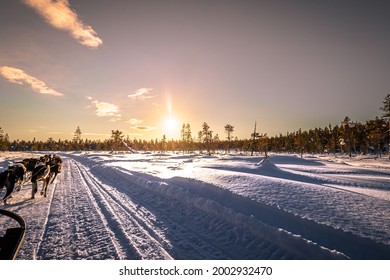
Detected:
[{"left": 0, "top": 209, "right": 26, "bottom": 260}]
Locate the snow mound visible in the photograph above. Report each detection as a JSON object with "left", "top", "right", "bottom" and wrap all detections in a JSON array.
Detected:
[{"left": 255, "top": 158, "right": 280, "bottom": 173}]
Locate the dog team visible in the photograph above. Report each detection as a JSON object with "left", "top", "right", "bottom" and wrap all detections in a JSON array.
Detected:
[{"left": 0, "top": 154, "right": 62, "bottom": 204}]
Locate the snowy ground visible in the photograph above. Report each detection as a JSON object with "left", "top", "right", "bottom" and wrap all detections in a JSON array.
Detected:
[{"left": 1, "top": 151, "right": 390, "bottom": 260}]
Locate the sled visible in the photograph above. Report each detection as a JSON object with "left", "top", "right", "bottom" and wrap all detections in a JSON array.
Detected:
[{"left": 0, "top": 209, "right": 26, "bottom": 260}]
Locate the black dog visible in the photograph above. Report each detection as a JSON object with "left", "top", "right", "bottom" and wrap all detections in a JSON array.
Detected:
[
  {"left": 0, "top": 163, "right": 27, "bottom": 204},
  {"left": 31, "top": 157, "right": 51, "bottom": 199},
  {"left": 13, "top": 158, "right": 39, "bottom": 192},
  {"left": 31, "top": 154, "right": 62, "bottom": 198},
  {"left": 48, "top": 155, "right": 62, "bottom": 184}
]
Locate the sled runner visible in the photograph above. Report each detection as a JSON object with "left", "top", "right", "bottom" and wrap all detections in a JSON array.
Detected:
[{"left": 0, "top": 209, "right": 26, "bottom": 260}]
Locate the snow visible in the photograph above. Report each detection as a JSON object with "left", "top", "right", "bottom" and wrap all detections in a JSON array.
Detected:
[{"left": 1, "top": 151, "right": 390, "bottom": 260}]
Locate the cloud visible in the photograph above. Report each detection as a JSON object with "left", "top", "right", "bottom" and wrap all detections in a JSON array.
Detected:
[
  {"left": 24, "top": 0, "right": 102, "bottom": 48},
  {"left": 128, "top": 88, "right": 156, "bottom": 99},
  {"left": 88, "top": 97, "right": 121, "bottom": 121},
  {"left": 0, "top": 66, "right": 63, "bottom": 96},
  {"left": 125, "top": 116, "right": 155, "bottom": 132},
  {"left": 126, "top": 118, "right": 143, "bottom": 125},
  {"left": 131, "top": 126, "right": 156, "bottom": 131}
]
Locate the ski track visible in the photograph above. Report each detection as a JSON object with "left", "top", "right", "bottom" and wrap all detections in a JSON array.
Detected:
[
  {"left": 75, "top": 159, "right": 297, "bottom": 260},
  {"left": 36, "top": 160, "right": 122, "bottom": 259},
  {"left": 72, "top": 159, "right": 172, "bottom": 260},
  {"left": 2, "top": 153, "right": 390, "bottom": 260}
]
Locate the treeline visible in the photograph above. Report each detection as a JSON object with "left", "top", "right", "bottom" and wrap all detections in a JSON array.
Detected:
[
  {"left": 1, "top": 95, "right": 390, "bottom": 158},
  {"left": 1, "top": 116, "right": 389, "bottom": 157}
]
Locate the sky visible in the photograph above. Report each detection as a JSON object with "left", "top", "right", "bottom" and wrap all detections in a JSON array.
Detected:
[{"left": 1, "top": 0, "right": 390, "bottom": 142}]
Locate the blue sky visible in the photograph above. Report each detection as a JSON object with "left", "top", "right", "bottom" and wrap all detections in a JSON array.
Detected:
[{"left": 1, "top": 0, "right": 390, "bottom": 141}]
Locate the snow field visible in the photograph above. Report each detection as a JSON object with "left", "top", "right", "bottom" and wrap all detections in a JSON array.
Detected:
[{"left": 1, "top": 151, "right": 390, "bottom": 259}]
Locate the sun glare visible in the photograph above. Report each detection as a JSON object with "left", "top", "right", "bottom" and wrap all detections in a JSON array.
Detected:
[
  {"left": 164, "top": 117, "right": 178, "bottom": 131},
  {"left": 163, "top": 96, "right": 179, "bottom": 138}
]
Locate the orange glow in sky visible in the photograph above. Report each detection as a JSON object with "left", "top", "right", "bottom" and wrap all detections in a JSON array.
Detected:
[{"left": 1, "top": 0, "right": 389, "bottom": 141}]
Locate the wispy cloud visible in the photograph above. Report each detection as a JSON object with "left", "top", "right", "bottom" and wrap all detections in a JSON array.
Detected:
[
  {"left": 131, "top": 126, "right": 156, "bottom": 131},
  {"left": 0, "top": 66, "right": 63, "bottom": 96},
  {"left": 126, "top": 118, "right": 143, "bottom": 125},
  {"left": 24, "top": 0, "right": 103, "bottom": 48},
  {"left": 87, "top": 97, "right": 121, "bottom": 121},
  {"left": 125, "top": 116, "right": 155, "bottom": 132},
  {"left": 128, "top": 88, "right": 156, "bottom": 100}
]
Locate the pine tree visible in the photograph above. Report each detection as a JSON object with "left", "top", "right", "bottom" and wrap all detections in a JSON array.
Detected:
[
  {"left": 380, "top": 94, "right": 390, "bottom": 118},
  {"left": 213, "top": 133, "right": 220, "bottom": 154},
  {"left": 73, "top": 126, "right": 82, "bottom": 150},
  {"left": 73, "top": 126, "right": 82, "bottom": 141},
  {"left": 185, "top": 123, "right": 192, "bottom": 153},
  {"left": 181, "top": 124, "right": 186, "bottom": 154},
  {"left": 250, "top": 122, "right": 260, "bottom": 156},
  {"left": 160, "top": 134, "right": 167, "bottom": 153},
  {"left": 180, "top": 123, "right": 193, "bottom": 153},
  {"left": 380, "top": 94, "right": 390, "bottom": 159},
  {"left": 201, "top": 122, "right": 212, "bottom": 155},
  {"left": 111, "top": 130, "right": 124, "bottom": 153},
  {"left": 259, "top": 133, "right": 269, "bottom": 158},
  {"left": 224, "top": 124, "right": 234, "bottom": 154},
  {"left": 295, "top": 129, "right": 304, "bottom": 158},
  {"left": 0, "top": 127, "right": 4, "bottom": 151},
  {"left": 341, "top": 116, "right": 354, "bottom": 157},
  {"left": 0, "top": 127, "right": 9, "bottom": 151}
]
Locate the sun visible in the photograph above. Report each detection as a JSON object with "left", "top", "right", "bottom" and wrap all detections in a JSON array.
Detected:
[{"left": 164, "top": 117, "right": 178, "bottom": 131}]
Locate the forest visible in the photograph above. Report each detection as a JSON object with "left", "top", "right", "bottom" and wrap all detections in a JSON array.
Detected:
[{"left": 1, "top": 95, "right": 390, "bottom": 158}]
